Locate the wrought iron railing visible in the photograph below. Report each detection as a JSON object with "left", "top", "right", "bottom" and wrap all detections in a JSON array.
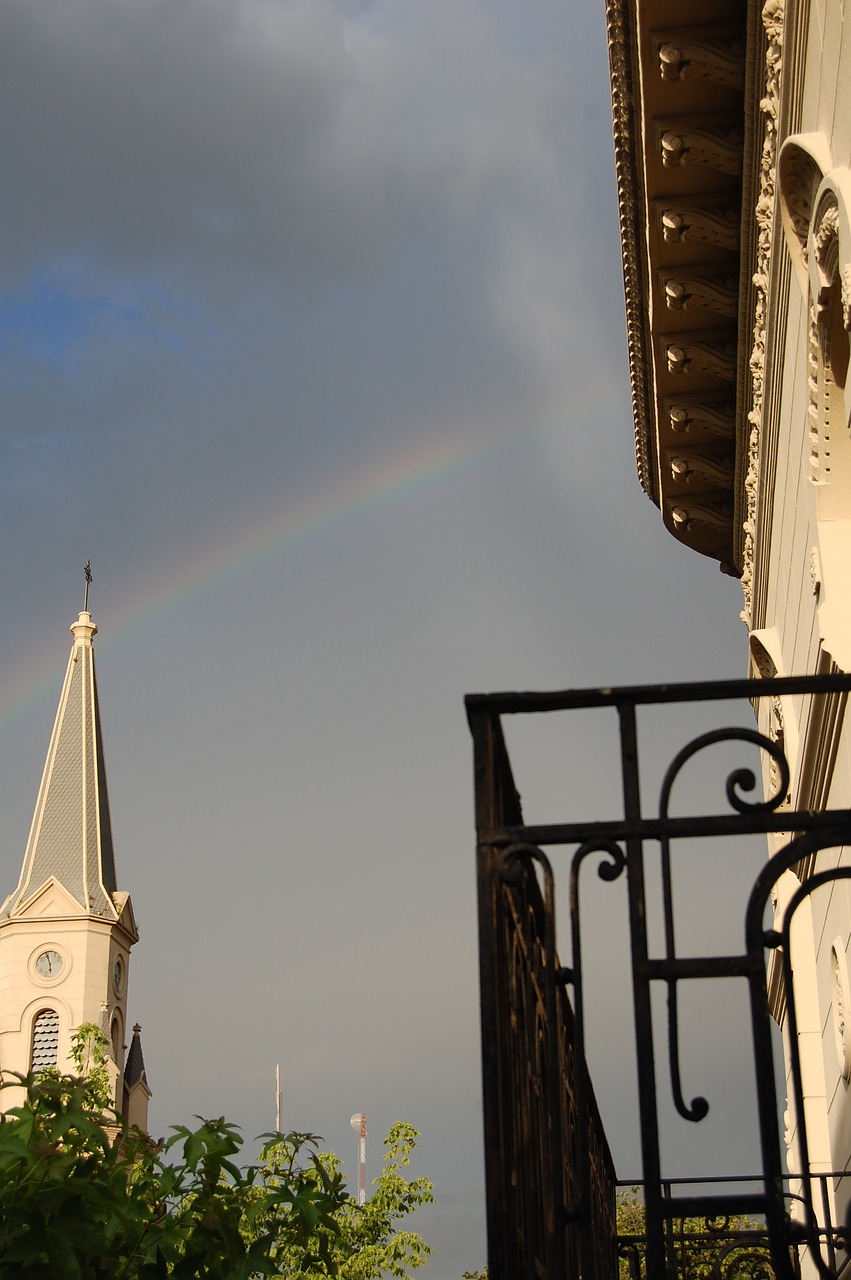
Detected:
[
  {"left": 617, "top": 1173, "right": 851, "bottom": 1280},
  {"left": 467, "top": 674, "right": 851, "bottom": 1280}
]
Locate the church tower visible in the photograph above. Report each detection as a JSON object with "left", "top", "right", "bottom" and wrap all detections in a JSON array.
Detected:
[{"left": 0, "top": 602, "right": 150, "bottom": 1127}]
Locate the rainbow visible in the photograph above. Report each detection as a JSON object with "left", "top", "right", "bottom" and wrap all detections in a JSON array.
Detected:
[{"left": 0, "top": 428, "right": 512, "bottom": 732}]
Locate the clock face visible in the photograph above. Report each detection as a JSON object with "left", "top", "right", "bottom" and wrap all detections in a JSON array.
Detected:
[
  {"left": 35, "top": 949, "right": 64, "bottom": 979},
  {"left": 113, "top": 957, "right": 123, "bottom": 993}
]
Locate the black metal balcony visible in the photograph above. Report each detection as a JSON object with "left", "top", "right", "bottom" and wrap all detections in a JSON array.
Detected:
[{"left": 467, "top": 674, "right": 851, "bottom": 1280}]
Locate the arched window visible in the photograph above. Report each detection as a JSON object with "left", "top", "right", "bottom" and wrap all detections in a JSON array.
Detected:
[
  {"left": 30, "top": 1009, "right": 60, "bottom": 1071},
  {"left": 111, "top": 1014, "right": 122, "bottom": 1064}
]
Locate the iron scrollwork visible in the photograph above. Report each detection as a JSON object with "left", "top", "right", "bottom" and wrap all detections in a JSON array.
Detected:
[
  {"left": 658, "top": 727, "right": 790, "bottom": 1126},
  {"left": 467, "top": 672, "right": 851, "bottom": 1280},
  {"left": 746, "top": 832, "right": 851, "bottom": 1280}
]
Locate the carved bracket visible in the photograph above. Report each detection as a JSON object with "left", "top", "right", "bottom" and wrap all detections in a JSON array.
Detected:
[
  {"left": 660, "top": 123, "right": 744, "bottom": 175},
  {"left": 657, "top": 30, "right": 745, "bottom": 89},
  {"left": 666, "top": 337, "right": 738, "bottom": 380},
  {"left": 669, "top": 499, "right": 734, "bottom": 536},
  {"left": 667, "top": 449, "right": 735, "bottom": 488},
  {"left": 666, "top": 399, "right": 736, "bottom": 437},
  {"left": 659, "top": 202, "right": 741, "bottom": 249},
  {"left": 664, "top": 271, "right": 739, "bottom": 317}
]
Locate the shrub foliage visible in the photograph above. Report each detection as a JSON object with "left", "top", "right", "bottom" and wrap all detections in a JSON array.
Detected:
[{"left": 0, "top": 1066, "right": 432, "bottom": 1279}]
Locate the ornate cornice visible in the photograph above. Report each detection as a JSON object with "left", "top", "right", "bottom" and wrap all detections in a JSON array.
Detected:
[
  {"left": 605, "top": 0, "right": 656, "bottom": 500},
  {"left": 606, "top": 0, "right": 783, "bottom": 573},
  {"left": 738, "top": 0, "right": 784, "bottom": 628},
  {"left": 606, "top": 0, "right": 760, "bottom": 566}
]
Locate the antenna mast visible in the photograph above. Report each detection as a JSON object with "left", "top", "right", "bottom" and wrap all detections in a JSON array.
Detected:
[{"left": 275, "top": 1064, "right": 281, "bottom": 1132}]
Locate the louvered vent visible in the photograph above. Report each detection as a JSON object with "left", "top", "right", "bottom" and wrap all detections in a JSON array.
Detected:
[{"left": 30, "top": 1009, "right": 60, "bottom": 1070}]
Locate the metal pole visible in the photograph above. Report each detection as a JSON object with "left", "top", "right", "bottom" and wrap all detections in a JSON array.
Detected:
[
  {"left": 359, "top": 1112, "right": 367, "bottom": 1205},
  {"left": 350, "top": 1112, "right": 367, "bottom": 1204}
]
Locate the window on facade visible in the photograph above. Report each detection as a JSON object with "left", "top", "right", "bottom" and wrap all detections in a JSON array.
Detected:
[
  {"left": 30, "top": 1008, "right": 60, "bottom": 1071},
  {"left": 111, "top": 1015, "right": 122, "bottom": 1063}
]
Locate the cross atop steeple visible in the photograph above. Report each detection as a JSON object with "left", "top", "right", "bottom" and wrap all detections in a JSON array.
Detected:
[{"left": 83, "top": 560, "right": 92, "bottom": 612}]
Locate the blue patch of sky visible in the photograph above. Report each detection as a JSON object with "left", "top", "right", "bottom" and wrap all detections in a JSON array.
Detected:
[
  {"left": 0, "top": 275, "right": 111, "bottom": 368},
  {"left": 0, "top": 268, "right": 220, "bottom": 370}
]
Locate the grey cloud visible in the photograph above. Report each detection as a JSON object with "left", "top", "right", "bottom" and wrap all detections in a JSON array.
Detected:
[{"left": 1, "top": 0, "right": 589, "bottom": 300}]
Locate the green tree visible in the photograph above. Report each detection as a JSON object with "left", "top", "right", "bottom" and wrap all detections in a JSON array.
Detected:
[
  {"left": 617, "top": 1190, "right": 772, "bottom": 1280},
  {"left": 0, "top": 1071, "right": 432, "bottom": 1279},
  {"left": 256, "top": 1122, "right": 433, "bottom": 1278},
  {"left": 68, "top": 1023, "right": 112, "bottom": 1112}
]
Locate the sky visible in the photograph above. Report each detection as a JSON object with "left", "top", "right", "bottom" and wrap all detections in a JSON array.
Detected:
[{"left": 0, "top": 1, "right": 766, "bottom": 1275}]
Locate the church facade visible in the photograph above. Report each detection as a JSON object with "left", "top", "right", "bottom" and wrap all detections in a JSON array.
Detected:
[
  {"left": 606, "top": 0, "right": 851, "bottom": 1235},
  {"left": 0, "top": 606, "right": 149, "bottom": 1130}
]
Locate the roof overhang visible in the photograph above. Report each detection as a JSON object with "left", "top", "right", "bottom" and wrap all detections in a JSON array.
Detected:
[{"left": 606, "top": 0, "right": 770, "bottom": 573}]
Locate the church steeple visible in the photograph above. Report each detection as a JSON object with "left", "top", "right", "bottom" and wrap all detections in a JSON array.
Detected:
[
  {"left": 0, "top": 609, "right": 118, "bottom": 921},
  {"left": 0, "top": 592, "right": 147, "bottom": 1129}
]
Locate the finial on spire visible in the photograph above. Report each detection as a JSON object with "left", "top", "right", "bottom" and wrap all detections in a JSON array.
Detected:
[{"left": 83, "top": 560, "right": 92, "bottom": 611}]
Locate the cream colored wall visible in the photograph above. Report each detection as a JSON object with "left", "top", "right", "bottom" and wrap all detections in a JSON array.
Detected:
[
  {"left": 0, "top": 906, "right": 133, "bottom": 1110},
  {"left": 126, "top": 1078, "right": 151, "bottom": 1133},
  {"left": 753, "top": 0, "right": 851, "bottom": 1224},
  {"left": 811, "top": 0, "right": 851, "bottom": 168}
]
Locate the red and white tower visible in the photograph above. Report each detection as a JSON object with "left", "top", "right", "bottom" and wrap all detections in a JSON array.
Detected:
[{"left": 350, "top": 1112, "right": 367, "bottom": 1205}]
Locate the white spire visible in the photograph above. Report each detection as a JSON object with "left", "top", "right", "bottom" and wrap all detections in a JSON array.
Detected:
[{"left": 0, "top": 608, "right": 119, "bottom": 920}]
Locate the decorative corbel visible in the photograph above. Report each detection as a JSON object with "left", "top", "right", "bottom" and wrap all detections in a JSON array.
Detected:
[
  {"left": 659, "top": 203, "right": 740, "bottom": 249},
  {"left": 657, "top": 33, "right": 745, "bottom": 89},
  {"left": 664, "top": 272, "right": 739, "bottom": 317},
  {"left": 668, "top": 450, "right": 735, "bottom": 488},
  {"left": 667, "top": 399, "right": 735, "bottom": 437},
  {"left": 669, "top": 499, "right": 734, "bottom": 536},
  {"left": 661, "top": 125, "right": 743, "bottom": 175},
  {"left": 666, "top": 338, "right": 738, "bottom": 379}
]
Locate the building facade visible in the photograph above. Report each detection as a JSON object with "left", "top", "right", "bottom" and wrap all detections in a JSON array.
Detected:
[
  {"left": 0, "top": 606, "right": 149, "bottom": 1130},
  {"left": 607, "top": 0, "right": 851, "bottom": 1232}
]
